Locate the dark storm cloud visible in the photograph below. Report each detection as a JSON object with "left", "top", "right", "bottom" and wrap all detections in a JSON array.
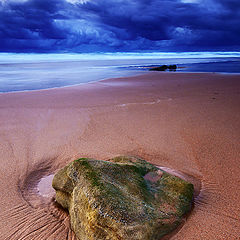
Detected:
[{"left": 0, "top": 0, "right": 239, "bottom": 52}]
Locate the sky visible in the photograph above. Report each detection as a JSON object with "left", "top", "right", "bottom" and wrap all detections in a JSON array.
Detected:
[{"left": 0, "top": 0, "right": 240, "bottom": 53}]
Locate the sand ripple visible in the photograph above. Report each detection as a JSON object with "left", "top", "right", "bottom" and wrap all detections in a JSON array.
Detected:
[{"left": 0, "top": 164, "right": 78, "bottom": 240}]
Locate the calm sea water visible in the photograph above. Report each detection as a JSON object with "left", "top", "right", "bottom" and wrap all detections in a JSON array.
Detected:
[{"left": 0, "top": 52, "right": 239, "bottom": 93}]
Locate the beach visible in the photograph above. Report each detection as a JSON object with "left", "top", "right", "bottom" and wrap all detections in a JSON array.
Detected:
[{"left": 0, "top": 72, "right": 239, "bottom": 239}]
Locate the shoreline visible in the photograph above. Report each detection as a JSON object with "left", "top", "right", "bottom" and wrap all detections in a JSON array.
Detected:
[
  {"left": 0, "top": 71, "right": 239, "bottom": 96},
  {"left": 0, "top": 71, "right": 147, "bottom": 95},
  {"left": 0, "top": 72, "right": 239, "bottom": 239},
  {"left": 1, "top": 67, "right": 240, "bottom": 94}
]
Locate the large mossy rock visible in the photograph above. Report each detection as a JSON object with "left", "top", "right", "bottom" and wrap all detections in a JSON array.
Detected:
[{"left": 52, "top": 156, "right": 193, "bottom": 240}]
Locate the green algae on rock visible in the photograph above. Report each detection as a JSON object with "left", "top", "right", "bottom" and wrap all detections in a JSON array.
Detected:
[{"left": 52, "top": 156, "right": 194, "bottom": 240}]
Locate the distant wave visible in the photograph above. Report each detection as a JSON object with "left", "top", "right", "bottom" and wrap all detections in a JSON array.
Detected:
[{"left": 0, "top": 52, "right": 240, "bottom": 63}]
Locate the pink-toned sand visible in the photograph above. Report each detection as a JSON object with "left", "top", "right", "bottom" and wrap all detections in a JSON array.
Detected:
[{"left": 0, "top": 72, "right": 239, "bottom": 239}]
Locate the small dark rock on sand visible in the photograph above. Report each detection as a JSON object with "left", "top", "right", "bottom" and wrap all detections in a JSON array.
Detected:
[{"left": 149, "top": 65, "right": 177, "bottom": 71}]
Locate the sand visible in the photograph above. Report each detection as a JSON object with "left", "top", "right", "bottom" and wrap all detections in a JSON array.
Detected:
[{"left": 0, "top": 72, "right": 239, "bottom": 239}]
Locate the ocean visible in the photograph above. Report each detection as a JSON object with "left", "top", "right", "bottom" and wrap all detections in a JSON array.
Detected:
[{"left": 0, "top": 52, "right": 239, "bottom": 93}]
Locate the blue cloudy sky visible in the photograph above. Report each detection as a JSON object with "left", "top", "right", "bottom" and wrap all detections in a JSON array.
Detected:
[{"left": 0, "top": 0, "right": 239, "bottom": 52}]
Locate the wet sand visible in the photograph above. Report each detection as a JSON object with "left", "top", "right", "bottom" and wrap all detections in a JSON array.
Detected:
[{"left": 0, "top": 72, "right": 239, "bottom": 239}]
